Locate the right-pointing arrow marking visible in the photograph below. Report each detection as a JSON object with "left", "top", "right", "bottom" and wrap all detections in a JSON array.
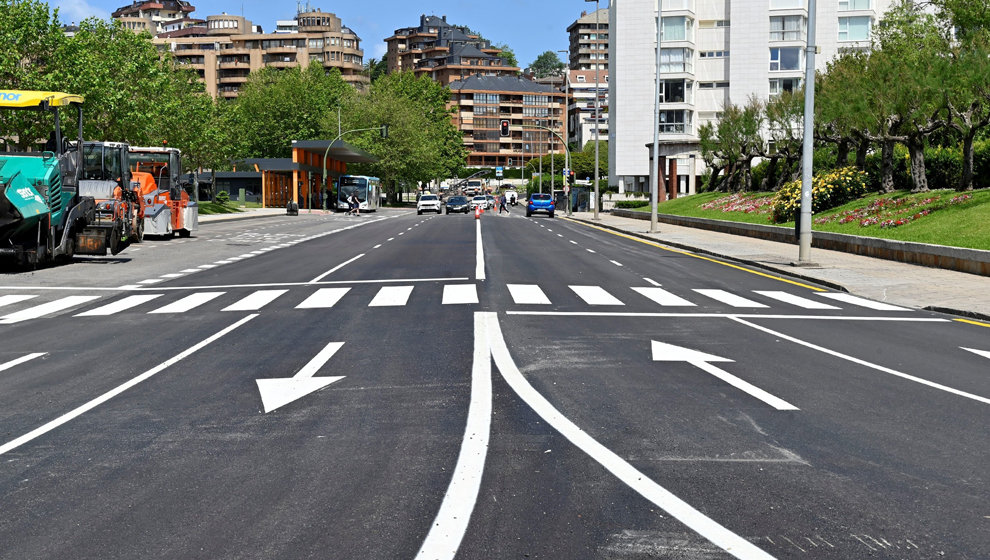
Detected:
[
  {"left": 256, "top": 341, "right": 345, "bottom": 413},
  {"left": 652, "top": 340, "right": 799, "bottom": 411}
]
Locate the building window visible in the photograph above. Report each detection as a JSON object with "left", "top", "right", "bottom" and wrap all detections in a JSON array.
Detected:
[
  {"left": 838, "top": 16, "right": 872, "bottom": 41},
  {"left": 839, "top": 0, "right": 871, "bottom": 10},
  {"left": 663, "top": 0, "right": 694, "bottom": 9},
  {"left": 660, "top": 48, "right": 694, "bottom": 73},
  {"left": 769, "top": 77, "right": 802, "bottom": 96},
  {"left": 660, "top": 79, "right": 690, "bottom": 103},
  {"left": 659, "top": 110, "right": 691, "bottom": 134},
  {"left": 699, "top": 51, "right": 729, "bottom": 58},
  {"left": 661, "top": 16, "right": 694, "bottom": 42},
  {"left": 769, "top": 0, "right": 803, "bottom": 8},
  {"left": 770, "top": 16, "right": 806, "bottom": 41},
  {"left": 309, "top": 38, "right": 324, "bottom": 49},
  {"left": 473, "top": 93, "right": 499, "bottom": 104},
  {"left": 770, "top": 47, "right": 801, "bottom": 71}
]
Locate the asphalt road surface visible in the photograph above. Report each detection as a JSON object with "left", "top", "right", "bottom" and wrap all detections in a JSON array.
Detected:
[{"left": 1, "top": 209, "right": 987, "bottom": 559}]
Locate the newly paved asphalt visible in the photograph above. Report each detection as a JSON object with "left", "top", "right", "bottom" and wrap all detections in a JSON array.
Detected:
[{"left": 0, "top": 208, "right": 986, "bottom": 559}]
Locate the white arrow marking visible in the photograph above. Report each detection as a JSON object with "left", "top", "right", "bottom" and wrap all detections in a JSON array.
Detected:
[
  {"left": 961, "top": 347, "right": 990, "bottom": 360},
  {"left": 652, "top": 340, "right": 799, "bottom": 411},
  {"left": 256, "top": 341, "right": 345, "bottom": 413}
]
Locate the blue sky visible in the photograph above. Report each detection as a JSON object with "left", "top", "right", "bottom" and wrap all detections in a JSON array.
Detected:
[{"left": 53, "top": 0, "right": 610, "bottom": 68}]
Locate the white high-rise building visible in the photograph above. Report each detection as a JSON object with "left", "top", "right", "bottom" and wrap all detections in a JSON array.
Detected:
[{"left": 609, "top": 0, "right": 896, "bottom": 195}]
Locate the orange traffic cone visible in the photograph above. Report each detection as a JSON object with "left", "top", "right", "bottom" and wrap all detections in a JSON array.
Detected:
[{"left": 474, "top": 205, "right": 482, "bottom": 219}]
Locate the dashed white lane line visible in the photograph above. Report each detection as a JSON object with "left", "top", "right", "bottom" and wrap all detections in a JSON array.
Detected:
[
  {"left": 373, "top": 244, "right": 382, "bottom": 249},
  {"left": 587, "top": 249, "right": 596, "bottom": 253},
  {"left": 138, "top": 278, "right": 166, "bottom": 285},
  {"left": 570, "top": 240, "right": 578, "bottom": 245},
  {"left": 610, "top": 260, "right": 624, "bottom": 267}
]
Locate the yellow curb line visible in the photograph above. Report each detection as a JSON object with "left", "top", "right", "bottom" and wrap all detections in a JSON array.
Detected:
[
  {"left": 562, "top": 217, "right": 826, "bottom": 292},
  {"left": 954, "top": 318, "right": 990, "bottom": 328}
]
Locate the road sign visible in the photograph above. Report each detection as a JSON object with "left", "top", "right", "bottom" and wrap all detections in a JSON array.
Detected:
[{"left": 495, "top": 166, "right": 503, "bottom": 178}]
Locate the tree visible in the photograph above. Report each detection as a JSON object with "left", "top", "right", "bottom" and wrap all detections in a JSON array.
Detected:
[
  {"left": 232, "top": 65, "right": 352, "bottom": 158},
  {"left": 493, "top": 43, "right": 518, "bottom": 69},
  {"left": 364, "top": 57, "right": 388, "bottom": 83},
  {"left": 530, "top": 51, "right": 565, "bottom": 79}
]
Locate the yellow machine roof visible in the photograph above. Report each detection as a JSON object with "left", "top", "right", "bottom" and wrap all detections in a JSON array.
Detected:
[{"left": 0, "top": 90, "right": 84, "bottom": 109}]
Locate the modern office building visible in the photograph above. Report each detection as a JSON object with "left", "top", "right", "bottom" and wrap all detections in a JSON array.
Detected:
[
  {"left": 565, "top": 69, "right": 609, "bottom": 150},
  {"left": 385, "top": 15, "right": 520, "bottom": 85},
  {"left": 448, "top": 75, "right": 565, "bottom": 168},
  {"left": 151, "top": 8, "right": 368, "bottom": 98},
  {"left": 608, "top": 0, "right": 896, "bottom": 194},
  {"left": 567, "top": 8, "right": 610, "bottom": 71}
]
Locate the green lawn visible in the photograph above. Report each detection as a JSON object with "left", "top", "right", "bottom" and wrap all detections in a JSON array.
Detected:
[
  {"left": 197, "top": 202, "right": 246, "bottom": 215},
  {"left": 624, "top": 189, "right": 990, "bottom": 250}
]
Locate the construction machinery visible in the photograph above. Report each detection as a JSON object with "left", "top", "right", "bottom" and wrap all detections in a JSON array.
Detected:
[
  {"left": 0, "top": 90, "right": 136, "bottom": 267},
  {"left": 129, "top": 145, "right": 197, "bottom": 238}
]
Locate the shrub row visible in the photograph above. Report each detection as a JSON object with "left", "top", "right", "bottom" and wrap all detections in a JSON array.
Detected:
[{"left": 770, "top": 166, "right": 869, "bottom": 223}]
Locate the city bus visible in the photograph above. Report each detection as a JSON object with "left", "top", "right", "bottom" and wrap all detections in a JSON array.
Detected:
[{"left": 337, "top": 175, "right": 381, "bottom": 212}]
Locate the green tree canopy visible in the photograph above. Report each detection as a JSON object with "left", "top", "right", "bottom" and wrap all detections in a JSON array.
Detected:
[
  {"left": 530, "top": 51, "right": 565, "bottom": 78},
  {"left": 493, "top": 43, "right": 518, "bottom": 69}
]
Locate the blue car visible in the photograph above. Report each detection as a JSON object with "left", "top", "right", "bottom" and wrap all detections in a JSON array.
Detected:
[{"left": 526, "top": 193, "right": 555, "bottom": 218}]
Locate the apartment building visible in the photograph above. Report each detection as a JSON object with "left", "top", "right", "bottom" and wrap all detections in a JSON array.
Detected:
[
  {"left": 112, "top": 0, "right": 196, "bottom": 34},
  {"left": 152, "top": 9, "right": 368, "bottom": 98},
  {"left": 385, "top": 15, "right": 520, "bottom": 85},
  {"left": 565, "top": 69, "right": 609, "bottom": 150},
  {"left": 567, "top": 8, "right": 610, "bottom": 71},
  {"left": 608, "top": 0, "right": 896, "bottom": 194},
  {"left": 448, "top": 75, "right": 565, "bottom": 168}
]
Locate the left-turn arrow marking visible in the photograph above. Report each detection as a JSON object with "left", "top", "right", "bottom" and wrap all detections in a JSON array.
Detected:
[{"left": 257, "top": 341, "right": 345, "bottom": 413}]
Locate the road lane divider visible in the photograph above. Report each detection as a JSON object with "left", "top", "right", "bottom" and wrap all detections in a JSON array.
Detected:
[
  {"left": 0, "top": 352, "right": 46, "bottom": 373},
  {"left": 0, "top": 315, "right": 258, "bottom": 457},
  {"left": 475, "top": 219, "right": 485, "bottom": 281}
]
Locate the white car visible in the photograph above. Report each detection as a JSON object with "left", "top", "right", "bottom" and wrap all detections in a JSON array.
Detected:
[
  {"left": 417, "top": 194, "right": 442, "bottom": 214},
  {"left": 469, "top": 195, "right": 490, "bottom": 210}
]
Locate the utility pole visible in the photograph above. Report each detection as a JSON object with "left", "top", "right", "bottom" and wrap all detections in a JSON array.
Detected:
[
  {"left": 798, "top": 0, "right": 818, "bottom": 263},
  {"left": 651, "top": 0, "right": 662, "bottom": 233}
]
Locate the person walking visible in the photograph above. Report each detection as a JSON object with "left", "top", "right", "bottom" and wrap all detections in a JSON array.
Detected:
[
  {"left": 349, "top": 192, "right": 360, "bottom": 216},
  {"left": 498, "top": 193, "right": 508, "bottom": 215}
]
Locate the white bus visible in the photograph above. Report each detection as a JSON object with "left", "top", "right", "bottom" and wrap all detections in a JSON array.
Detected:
[{"left": 337, "top": 175, "right": 381, "bottom": 212}]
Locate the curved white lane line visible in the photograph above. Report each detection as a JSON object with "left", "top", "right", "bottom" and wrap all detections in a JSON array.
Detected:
[
  {"left": 483, "top": 312, "right": 775, "bottom": 560},
  {"left": 416, "top": 313, "right": 492, "bottom": 559}
]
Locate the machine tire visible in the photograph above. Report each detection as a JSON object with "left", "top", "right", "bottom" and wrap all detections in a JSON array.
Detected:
[
  {"left": 133, "top": 219, "right": 144, "bottom": 243},
  {"left": 549, "top": 212, "right": 554, "bottom": 218},
  {"left": 109, "top": 223, "right": 123, "bottom": 256},
  {"left": 178, "top": 229, "right": 191, "bottom": 238}
]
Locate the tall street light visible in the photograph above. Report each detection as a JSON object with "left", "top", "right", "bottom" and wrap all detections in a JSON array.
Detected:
[
  {"left": 798, "top": 0, "right": 818, "bottom": 263},
  {"left": 585, "top": 0, "right": 601, "bottom": 220},
  {"left": 558, "top": 49, "right": 570, "bottom": 215},
  {"left": 650, "top": 0, "right": 663, "bottom": 233}
]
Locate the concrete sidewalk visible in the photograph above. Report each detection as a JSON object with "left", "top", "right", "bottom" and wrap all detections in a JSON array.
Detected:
[{"left": 567, "top": 212, "right": 990, "bottom": 321}]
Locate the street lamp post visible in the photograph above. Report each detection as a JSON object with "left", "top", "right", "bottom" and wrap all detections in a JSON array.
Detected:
[
  {"left": 798, "top": 0, "right": 818, "bottom": 263},
  {"left": 557, "top": 49, "right": 571, "bottom": 215},
  {"left": 586, "top": 0, "right": 601, "bottom": 220},
  {"left": 650, "top": 0, "right": 663, "bottom": 233}
]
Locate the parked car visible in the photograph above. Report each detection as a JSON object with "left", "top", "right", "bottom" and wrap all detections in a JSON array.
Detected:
[
  {"left": 417, "top": 193, "right": 442, "bottom": 214},
  {"left": 486, "top": 194, "right": 496, "bottom": 209},
  {"left": 526, "top": 192, "right": 555, "bottom": 218},
  {"left": 504, "top": 189, "right": 518, "bottom": 206},
  {"left": 470, "top": 195, "right": 489, "bottom": 210},
  {"left": 445, "top": 195, "right": 471, "bottom": 214}
]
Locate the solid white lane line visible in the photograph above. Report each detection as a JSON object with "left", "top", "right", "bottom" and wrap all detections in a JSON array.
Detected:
[
  {"left": 0, "top": 315, "right": 257, "bottom": 457},
  {"left": 76, "top": 294, "right": 164, "bottom": 316},
  {"left": 506, "top": 311, "right": 949, "bottom": 322},
  {"left": 475, "top": 219, "right": 485, "bottom": 280},
  {"left": 570, "top": 285, "right": 624, "bottom": 306},
  {"left": 296, "top": 288, "right": 350, "bottom": 309},
  {"left": 692, "top": 359, "right": 799, "bottom": 411},
  {"left": 694, "top": 289, "right": 769, "bottom": 308},
  {"left": 632, "top": 287, "right": 696, "bottom": 307},
  {"left": 0, "top": 295, "right": 38, "bottom": 308},
  {"left": 310, "top": 253, "right": 365, "bottom": 283},
  {"left": 731, "top": 317, "right": 990, "bottom": 405},
  {"left": 368, "top": 286, "right": 414, "bottom": 307},
  {"left": 754, "top": 291, "right": 840, "bottom": 310},
  {"left": 643, "top": 278, "right": 662, "bottom": 287},
  {"left": 222, "top": 290, "right": 288, "bottom": 311},
  {"left": 148, "top": 292, "right": 225, "bottom": 314},
  {"left": 0, "top": 353, "right": 47, "bottom": 373},
  {"left": 416, "top": 313, "right": 492, "bottom": 559},
  {"left": 507, "top": 284, "right": 551, "bottom": 305},
  {"left": 818, "top": 293, "right": 909, "bottom": 311},
  {"left": 483, "top": 313, "right": 775, "bottom": 560},
  {"left": 443, "top": 284, "right": 479, "bottom": 305},
  {"left": 0, "top": 296, "right": 101, "bottom": 324}
]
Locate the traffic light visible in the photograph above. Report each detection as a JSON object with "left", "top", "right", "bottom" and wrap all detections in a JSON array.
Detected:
[
  {"left": 567, "top": 170, "right": 575, "bottom": 186},
  {"left": 499, "top": 119, "right": 510, "bottom": 137}
]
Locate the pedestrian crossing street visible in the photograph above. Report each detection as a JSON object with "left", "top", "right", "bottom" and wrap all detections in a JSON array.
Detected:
[{"left": 0, "top": 284, "right": 910, "bottom": 325}]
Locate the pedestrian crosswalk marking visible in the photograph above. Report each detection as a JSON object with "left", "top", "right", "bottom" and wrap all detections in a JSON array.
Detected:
[
  {"left": 369, "top": 286, "right": 414, "bottom": 307},
  {"left": 296, "top": 288, "right": 350, "bottom": 309},
  {"left": 507, "top": 284, "right": 551, "bottom": 305},
  {"left": 570, "top": 285, "right": 624, "bottom": 306},
  {"left": 632, "top": 287, "right": 696, "bottom": 307},
  {"left": 0, "top": 296, "right": 101, "bottom": 324},
  {"left": 694, "top": 289, "right": 769, "bottom": 308},
  {"left": 818, "top": 293, "right": 909, "bottom": 311},
  {"left": 76, "top": 294, "right": 164, "bottom": 316},
  {"left": 754, "top": 291, "right": 840, "bottom": 310},
  {"left": 222, "top": 290, "right": 288, "bottom": 312},
  {"left": 149, "top": 292, "right": 225, "bottom": 314},
  {"left": 0, "top": 295, "right": 38, "bottom": 309},
  {"left": 443, "top": 284, "right": 479, "bottom": 305}
]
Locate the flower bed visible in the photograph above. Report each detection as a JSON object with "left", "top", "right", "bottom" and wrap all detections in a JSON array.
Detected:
[
  {"left": 814, "top": 193, "right": 973, "bottom": 229},
  {"left": 699, "top": 193, "right": 774, "bottom": 214}
]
